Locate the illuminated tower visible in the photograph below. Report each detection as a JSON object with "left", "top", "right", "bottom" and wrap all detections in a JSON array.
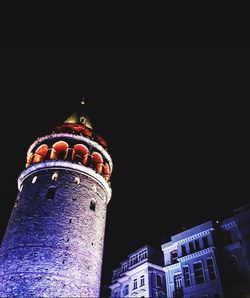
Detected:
[{"left": 0, "top": 100, "right": 112, "bottom": 297}]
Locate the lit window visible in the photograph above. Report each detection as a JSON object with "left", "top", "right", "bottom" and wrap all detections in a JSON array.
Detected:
[
  {"left": 193, "top": 262, "right": 205, "bottom": 284},
  {"left": 133, "top": 279, "right": 137, "bottom": 289},
  {"left": 32, "top": 176, "right": 37, "bottom": 184},
  {"left": 183, "top": 266, "right": 191, "bottom": 287},
  {"left": 80, "top": 116, "right": 86, "bottom": 124},
  {"left": 156, "top": 274, "right": 163, "bottom": 287},
  {"left": 90, "top": 199, "right": 96, "bottom": 211},
  {"left": 52, "top": 172, "right": 58, "bottom": 181},
  {"left": 206, "top": 258, "right": 216, "bottom": 280},
  {"left": 46, "top": 186, "right": 56, "bottom": 200},
  {"left": 174, "top": 273, "right": 182, "bottom": 290},
  {"left": 74, "top": 177, "right": 80, "bottom": 184},
  {"left": 140, "top": 275, "right": 145, "bottom": 286}
]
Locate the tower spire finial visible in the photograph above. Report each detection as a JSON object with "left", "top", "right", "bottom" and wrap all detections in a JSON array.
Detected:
[
  {"left": 63, "top": 97, "right": 93, "bottom": 129},
  {"left": 81, "top": 96, "right": 86, "bottom": 105}
]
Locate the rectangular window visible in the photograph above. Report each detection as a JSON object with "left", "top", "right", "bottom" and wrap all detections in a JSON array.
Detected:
[
  {"left": 140, "top": 275, "right": 145, "bottom": 286},
  {"left": 222, "top": 230, "right": 232, "bottom": 246},
  {"left": 90, "top": 200, "right": 96, "bottom": 211},
  {"left": 123, "top": 285, "right": 129, "bottom": 296},
  {"left": 183, "top": 266, "right": 191, "bottom": 287},
  {"left": 203, "top": 236, "right": 209, "bottom": 248},
  {"left": 170, "top": 250, "right": 178, "bottom": 264},
  {"left": 133, "top": 279, "right": 137, "bottom": 289},
  {"left": 189, "top": 242, "right": 195, "bottom": 253},
  {"left": 174, "top": 273, "right": 182, "bottom": 290},
  {"left": 122, "top": 263, "right": 128, "bottom": 273},
  {"left": 130, "top": 255, "right": 138, "bottom": 266},
  {"left": 227, "top": 256, "right": 239, "bottom": 273},
  {"left": 156, "top": 274, "right": 163, "bottom": 287},
  {"left": 113, "top": 291, "right": 119, "bottom": 298},
  {"left": 193, "top": 262, "right": 205, "bottom": 284},
  {"left": 181, "top": 244, "right": 187, "bottom": 256},
  {"left": 206, "top": 258, "right": 216, "bottom": 280},
  {"left": 138, "top": 249, "right": 148, "bottom": 261},
  {"left": 46, "top": 186, "right": 56, "bottom": 200},
  {"left": 195, "top": 239, "right": 200, "bottom": 251}
]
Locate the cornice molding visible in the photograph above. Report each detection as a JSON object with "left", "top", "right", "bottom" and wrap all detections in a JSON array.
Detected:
[
  {"left": 220, "top": 221, "right": 236, "bottom": 230},
  {"left": 161, "top": 228, "right": 214, "bottom": 252},
  {"left": 224, "top": 241, "right": 241, "bottom": 251}
]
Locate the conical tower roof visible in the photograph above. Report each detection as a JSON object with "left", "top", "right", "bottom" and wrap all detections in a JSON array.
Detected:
[{"left": 64, "top": 99, "right": 93, "bottom": 130}]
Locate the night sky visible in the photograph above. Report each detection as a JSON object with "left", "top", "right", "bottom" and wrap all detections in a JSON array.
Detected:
[{"left": 0, "top": 44, "right": 250, "bottom": 289}]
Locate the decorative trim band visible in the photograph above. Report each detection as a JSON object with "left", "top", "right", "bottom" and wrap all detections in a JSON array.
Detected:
[
  {"left": 177, "top": 247, "right": 215, "bottom": 262},
  {"left": 164, "top": 262, "right": 181, "bottom": 271},
  {"left": 220, "top": 221, "right": 236, "bottom": 230},
  {"left": 17, "top": 160, "right": 112, "bottom": 203},
  {"left": 224, "top": 242, "right": 241, "bottom": 251}
]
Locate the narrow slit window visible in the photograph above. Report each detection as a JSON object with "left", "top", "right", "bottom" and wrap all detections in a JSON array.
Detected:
[
  {"left": 46, "top": 186, "right": 56, "bottom": 200},
  {"left": 52, "top": 172, "right": 58, "bottom": 181},
  {"left": 32, "top": 176, "right": 37, "bottom": 184},
  {"left": 90, "top": 199, "right": 96, "bottom": 211},
  {"left": 74, "top": 177, "right": 80, "bottom": 184}
]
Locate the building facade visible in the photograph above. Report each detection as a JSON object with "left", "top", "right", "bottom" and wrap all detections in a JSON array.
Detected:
[
  {"left": 0, "top": 101, "right": 113, "bottom": 297},
  {"left": 110, "top": 205, "right": 250, "bottom": 298},
  {"left": 110, "top": 245, "right": 167, "bottom": 298},
  {"left": 161, "top": 205, "right": 250, "bottom": 298}
]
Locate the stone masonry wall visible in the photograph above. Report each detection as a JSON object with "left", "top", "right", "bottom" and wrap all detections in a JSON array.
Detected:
[{"left": 0, "top": 168, "right": 108, "bottom": 297}]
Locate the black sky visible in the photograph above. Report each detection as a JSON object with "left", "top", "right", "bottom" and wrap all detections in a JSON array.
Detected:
[{"left": 0, "top": 44, "right": 250, "bottom": 287}]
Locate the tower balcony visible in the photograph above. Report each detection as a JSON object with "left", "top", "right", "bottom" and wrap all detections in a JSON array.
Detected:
[{"left": 25, "top": 133, "right": 113, "bottom": 183}]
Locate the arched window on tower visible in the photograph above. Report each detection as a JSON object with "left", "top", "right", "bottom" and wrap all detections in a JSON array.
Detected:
[
  {"left": 46, "top": 186, "right": 56, "bottom": 200},
  {"left": 26, "top": 152, "right": 34, "bottom": 168},
  {"left": 51, "top": 141, "right": 69, "bottom": 160},
  {"left": 103, "top": 163, "right": 111, "bottom": 181},
  {"left": 73, "top": 144, "right": 89, "bottom": 165},
  {"left": 90, "top": 198, "right": 96, "bottom": 211},
  {"left": 92, "top": 152, "right": 103, "bottom": 173},
  {"left": 34, "top": 144, "right": 48, "bottom": 163}
]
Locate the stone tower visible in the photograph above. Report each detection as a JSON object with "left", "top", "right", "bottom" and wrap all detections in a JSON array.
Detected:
[{"left": 0, "top": 100, "right": 112, "bottom": 297}]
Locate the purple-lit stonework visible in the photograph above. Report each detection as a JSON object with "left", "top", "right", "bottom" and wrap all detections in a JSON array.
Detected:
[{"left": 0, "top": 102, "right": 112, "bottom": 297}]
